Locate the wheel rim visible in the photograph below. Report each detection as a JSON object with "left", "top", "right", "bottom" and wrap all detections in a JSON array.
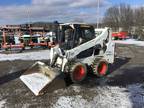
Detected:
[
  {"left": 73, "top": 65, "right": 85, "bottom": 81},
  {"left": 97, "top": 62, "right": 108, "bottom": 76}
]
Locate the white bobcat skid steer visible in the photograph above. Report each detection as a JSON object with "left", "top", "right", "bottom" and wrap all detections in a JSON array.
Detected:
[{"left": 20, "top": 23, "right": 115, "bottom": 96}]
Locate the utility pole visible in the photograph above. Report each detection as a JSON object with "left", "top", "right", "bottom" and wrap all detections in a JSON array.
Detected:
[
  {"left": 97, "top": 0, "right": 100, "bottom": 28},
  {"left": 27, "top": 8, "right": 31, "bottom": 27}
]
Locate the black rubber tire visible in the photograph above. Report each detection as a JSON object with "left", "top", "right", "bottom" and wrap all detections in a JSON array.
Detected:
[
  {"left": 70, "top": 62, "right": 87, "bottom": 83},
  {"left": 92, "top": 59, "right": 108, "bottom": 77}
]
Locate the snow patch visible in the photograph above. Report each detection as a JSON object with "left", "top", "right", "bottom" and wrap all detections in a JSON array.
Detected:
[
  {"left": 93, "top": 86, "right": 132, "bottom": 108},
  {"left": 0, "top": 50, "right": 50, "bottom": 61},
  {"left": 53, "top": 95, "right": 91, "bottom": 108},
  {"left": 53, "top": 84, "right": 144, "bottom": 108},
  {"left": 0, "top": 99, "right": 6, "bottom": 108},
  {"left": 114, "top": 40, "right": 144, "bottom": 46}
]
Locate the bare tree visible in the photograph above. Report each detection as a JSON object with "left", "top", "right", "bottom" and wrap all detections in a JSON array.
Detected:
[
  {"left": 135, "top": 7, "right": 144, "bottom": 38},
  {"left": 134, "top": 7, "right": 144, "bottom": 27},
  {"left": 103, "top": 4, "right": 133, "bottom": 32},
  {"left": 103, "top": 6, "right": 120, "bottom": 31},
  {"left": 119, "top": 4, "right": 133, "bottom": 31}
]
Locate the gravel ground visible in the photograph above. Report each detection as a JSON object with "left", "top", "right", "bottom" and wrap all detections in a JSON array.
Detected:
[{"left": 0, "top": 44, "right": 144, "bottom": 108}]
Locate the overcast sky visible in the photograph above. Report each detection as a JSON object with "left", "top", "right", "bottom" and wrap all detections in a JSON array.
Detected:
[{"left": 0, "top": 0, "right": 143, "bottom": 24}]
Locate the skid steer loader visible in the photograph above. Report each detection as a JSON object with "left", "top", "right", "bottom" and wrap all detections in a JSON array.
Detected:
[{"left": 20, "top": 23, "right": 115, "bottom": 96}]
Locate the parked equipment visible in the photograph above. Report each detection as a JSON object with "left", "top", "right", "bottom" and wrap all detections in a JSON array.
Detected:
[
  {"left": 112, "top": 31, "right": 128, "bottom": 40},
  {"left": 20, "top": 23, "right": 115, "bottom": 96},
  {"left": 21, "top": 30, "right": 56, "bottom": 49},
  {"left": 1, "top": 29, "right": 24, "bottom": 50},
  {"left": 28, "top": 33, "right": 55, "bottom": 48}
]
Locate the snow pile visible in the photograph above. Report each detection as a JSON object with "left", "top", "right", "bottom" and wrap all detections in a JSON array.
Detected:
[
  {"left": 93, "top": 86, "right": 132, "bottom": 108},
  {"left": 53, "top": 84, "right": 144, "bottom": 108},
  {"left": 114, "top": 39, "right": 144, "bottom": 46},
  {"left": 53, "top": 96, "right": 90, "bottom": 108},
  {"left": 0, "top": 50, "right": 50, "bottom": 61},
  {"left": 0, "top": 99, "right": 6, "bottom": 108}
]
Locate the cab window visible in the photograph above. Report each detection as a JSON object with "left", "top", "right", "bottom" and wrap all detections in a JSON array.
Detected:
[{"left": 77, "top": 27, "right": 95, "bottom": 45}]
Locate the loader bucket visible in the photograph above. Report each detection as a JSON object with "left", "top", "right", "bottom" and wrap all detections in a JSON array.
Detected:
[{"left": 20, "top": 61, "right": 61, "bottom": 96}]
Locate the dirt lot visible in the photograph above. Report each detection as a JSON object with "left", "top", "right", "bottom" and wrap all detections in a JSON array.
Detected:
[{"left": 0, "top": 44, "right": 144, "bottom": 108}]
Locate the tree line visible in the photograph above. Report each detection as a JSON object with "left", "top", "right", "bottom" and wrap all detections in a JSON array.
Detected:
[{"left": 103, "top": 4, "right": 144, "bottom": 39}]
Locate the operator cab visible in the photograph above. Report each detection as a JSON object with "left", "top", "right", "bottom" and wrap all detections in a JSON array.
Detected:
[{"left": 55, "top": 23, "right": 95, "bottom": 50}]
